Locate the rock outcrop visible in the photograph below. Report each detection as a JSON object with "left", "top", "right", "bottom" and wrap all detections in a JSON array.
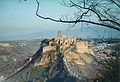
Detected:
[{"left": 2, "top": 37, "right": 110, "bottom": 82}]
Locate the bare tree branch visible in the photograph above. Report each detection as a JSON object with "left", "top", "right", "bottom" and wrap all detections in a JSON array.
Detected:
[
  {"left": 35, "top": 0, "right": 120, "bottom": 32},
  {"left": 111, "top": 0, "right": 120, "bottom": 8}
]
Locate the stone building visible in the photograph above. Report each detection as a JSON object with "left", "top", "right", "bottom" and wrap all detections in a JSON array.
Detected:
[
  {"left": 42, "top": 31, "right": 91, "bottom": 54},
  {"left": 76, "top": 40, "right": 88, "bottom": 49},
  {"left": 55, "top": 31, "right": 77, "bottom": 52},
  {"left": 75, "top": 40, "right": 90, "bottom": 53},
  {"left": 55, "top": 31, "right": 76, "bottom": 46},
  {"left": 55, "top": 31, "right": 91, "bottom": 53}
]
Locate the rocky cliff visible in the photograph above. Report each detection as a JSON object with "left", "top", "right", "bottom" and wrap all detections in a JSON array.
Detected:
[{"left": 2, "top": 38, "right": 114, "bottom": 82}]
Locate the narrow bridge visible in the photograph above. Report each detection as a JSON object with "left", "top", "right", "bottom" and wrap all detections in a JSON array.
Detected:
[{"left": 63, "top": 46, "right": 86, "bottom": 81}]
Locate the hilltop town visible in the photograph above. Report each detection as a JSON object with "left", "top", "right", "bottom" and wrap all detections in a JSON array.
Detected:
[
  {"left": 0, "top": 32, "right": 119, "bottom": 82},
  {"left": 43, "top": 31, "right": 92, "bottom": 53},
  {"left": 34, "top": 31, "right": 93, "bottom": 66}
]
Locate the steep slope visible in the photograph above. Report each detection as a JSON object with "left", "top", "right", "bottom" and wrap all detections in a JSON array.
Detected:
[
  {"left": 3, "top": 39, "right": 73, "bottom": 82},
  {"left": 4, "top": 47, "right": 43, "bottom": 81},
  {"left": 2, "top": 38, "right": 110, "bottom": 82},
  {"left": 0, "top": 40, "right": 41, "bottom": 80}
]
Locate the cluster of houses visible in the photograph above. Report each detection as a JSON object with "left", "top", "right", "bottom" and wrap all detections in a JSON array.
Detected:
[{"left": 43, "top": 31, "right": 91, "bottom": 54}]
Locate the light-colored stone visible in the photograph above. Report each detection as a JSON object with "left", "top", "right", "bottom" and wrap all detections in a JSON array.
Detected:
[
  {"left": 0, "top": 43, "right": 10, "bottom": 48},
  {"left": 43, "top": 46, "right": 56, "bottom": 53}
]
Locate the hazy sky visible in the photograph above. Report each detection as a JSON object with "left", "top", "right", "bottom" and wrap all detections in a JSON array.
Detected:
[
  {"left": 0, "top": 0, "right": 66, "bottom": 29},
  {"left": 0, "top": 0, "right": 120, "bottom": 40}
]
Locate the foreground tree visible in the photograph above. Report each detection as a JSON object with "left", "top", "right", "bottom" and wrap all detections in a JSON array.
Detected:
[{"left": 33, "top": 0, "right": 120, "bottom": 32}]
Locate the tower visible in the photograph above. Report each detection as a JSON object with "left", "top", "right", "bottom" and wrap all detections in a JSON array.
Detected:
[{"left": 57, "top": 31, "right": 61, "bottom": 37}]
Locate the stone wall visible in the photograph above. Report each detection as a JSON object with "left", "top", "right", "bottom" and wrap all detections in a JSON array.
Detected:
[
  {"left": 76, "top": 40, "right": 90, "bottom": 53},
  {"left": 43, "top": 46, "right": 56, "bottom": 53},
  {"left": 76, "top": 40, "right": 88, "bottom": 49}
]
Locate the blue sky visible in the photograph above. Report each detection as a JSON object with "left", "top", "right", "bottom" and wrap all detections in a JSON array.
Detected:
[{"left": 0, "top": 0, "right": 120, "bottom": 40}]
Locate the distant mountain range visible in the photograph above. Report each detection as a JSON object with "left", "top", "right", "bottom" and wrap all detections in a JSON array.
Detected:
[{"left": 0, "top": 29, "right": 120, "bottom": 41}]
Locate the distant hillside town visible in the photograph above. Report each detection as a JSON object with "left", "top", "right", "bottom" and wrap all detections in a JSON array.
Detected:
[{"left": 43, "top": 31, "right": 92, "bottom": 54}]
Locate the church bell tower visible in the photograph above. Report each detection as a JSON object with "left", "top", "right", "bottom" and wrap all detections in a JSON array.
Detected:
[{"left": 57, "top": 31, "right": 61, "bottom": 37}]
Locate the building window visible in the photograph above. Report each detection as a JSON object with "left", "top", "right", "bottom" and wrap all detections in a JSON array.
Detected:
[
  {"left": 58, "top": 40, "right": 60, "bottom": 44},
  {"left": 66, "top": 42, "right": 67, "bottom": 45}
]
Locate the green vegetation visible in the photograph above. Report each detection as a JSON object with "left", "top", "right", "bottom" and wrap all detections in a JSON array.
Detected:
[
  {"left": 99, "top": 43, "right": 120, "bottom": 82},
  {"left": 0, "top": 55, "right": 10, "bottom": 62},
  {"left": 29, "top": 66, "right": 46, "bottom": 81},
  {"left": 0, "top": 40, "right": 41, "bottom": 77},
  {"left": 101, "top": 57, "right": 120, "bottom": 82}
]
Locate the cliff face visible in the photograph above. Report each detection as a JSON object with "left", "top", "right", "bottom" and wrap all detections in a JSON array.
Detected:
[{"left": 3, "top": 38, "right": 110, "bottom": 82}]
